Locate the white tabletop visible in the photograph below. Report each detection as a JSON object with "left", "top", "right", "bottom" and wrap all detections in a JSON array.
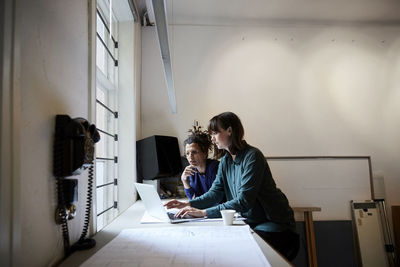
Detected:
[{"left": 59, "top": 200, "right": 292, "bottom": 267}]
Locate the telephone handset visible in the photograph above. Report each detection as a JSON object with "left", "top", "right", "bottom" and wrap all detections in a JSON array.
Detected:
[
  {"left": 54, "top": 115, "right": 100, "bottom": 177},
  {"left": 53, "top": 114, "right": 100, "bottom": 256}
]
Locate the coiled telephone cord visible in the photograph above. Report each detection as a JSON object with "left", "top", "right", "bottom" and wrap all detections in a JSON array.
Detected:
[
  {"left": 58, "top": 164, "right": 96, "bottom": 256},
  {"left": 71, "top": 164, "right": 96, "bottom": 251}
]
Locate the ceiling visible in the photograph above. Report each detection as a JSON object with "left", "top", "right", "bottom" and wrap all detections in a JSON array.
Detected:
[
  {"left": 136, "top": 0, "right": 400, "bottom": 26},
  {"left": 133, "top": 0, "right": 400, "bottom": 114}
]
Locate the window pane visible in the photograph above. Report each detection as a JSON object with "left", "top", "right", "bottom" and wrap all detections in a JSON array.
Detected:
[
  {"left": 96, "top": 86, "right": 106, "bottom": 129},
  {"left": 96, "top": 161, "right": 105, "bottom": 186},
  {"left": 97, "top": 214, "right": 104, "bottom": 230},
  {"left": 96, "top": 159, "right": 115, "bottom": 184},
  {"left": 96, "top": 186, "right": 114, "bottom": 215},
  {"left": 96, "top": 15, "right": 106, "bottom": 74}
]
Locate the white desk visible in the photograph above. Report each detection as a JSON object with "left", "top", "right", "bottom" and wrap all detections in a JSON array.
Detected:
[{"left": 59, "top": 201, "right": 292, "bottom": 267}]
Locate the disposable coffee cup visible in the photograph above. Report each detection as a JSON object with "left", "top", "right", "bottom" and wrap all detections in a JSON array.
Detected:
[{"left": 220, "top": 209, "right": 236, "bottom": 225}]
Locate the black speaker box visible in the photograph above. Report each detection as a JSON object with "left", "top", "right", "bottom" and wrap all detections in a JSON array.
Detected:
[{"left": 136, "top": 135, "right": 182, "bottom": 181}]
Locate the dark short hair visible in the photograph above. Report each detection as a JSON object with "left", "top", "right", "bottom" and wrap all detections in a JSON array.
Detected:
[
  {"left": 183, "top": 127, "right": 212, "bottom": 157},
  {"left": 208, "top": 112, "right": 245, "bottom": 155}
]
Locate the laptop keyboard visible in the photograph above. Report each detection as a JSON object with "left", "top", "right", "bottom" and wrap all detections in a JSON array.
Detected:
[
  {"left": 167, "top": 212, "right": 177, "bottom": 220},
  {"left": 167, "top": 211, "right": 195, "bottom": 221}
]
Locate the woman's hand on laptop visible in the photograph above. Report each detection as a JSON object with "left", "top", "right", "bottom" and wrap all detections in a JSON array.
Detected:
[
  {"left": 164, "top": 199, "right": 189, "bottom": 209},
  {"left": 175, "top": 207, "right": 206, "bottom": 218}
]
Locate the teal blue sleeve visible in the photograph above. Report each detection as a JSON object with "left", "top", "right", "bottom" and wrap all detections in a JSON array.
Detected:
[
  {"left": 205, "top": 150, "right": 265, "bottom": 218},
  {"left": 189, "top": 160, "right": 225, "bottom": 210}
]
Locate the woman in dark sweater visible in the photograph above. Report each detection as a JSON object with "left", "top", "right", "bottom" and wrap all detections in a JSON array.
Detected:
[{"left": 167, "top": 112, "right": 299, "bottom": 261}]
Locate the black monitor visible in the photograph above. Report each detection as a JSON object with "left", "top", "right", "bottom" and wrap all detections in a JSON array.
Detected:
[{"left": 136, "top": 135, "right": 183, "bottom": 181}]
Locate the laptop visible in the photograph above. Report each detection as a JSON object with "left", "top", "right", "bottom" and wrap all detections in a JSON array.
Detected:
[{"left": 134, "top": 183, "right": 204, "bottom": 223}]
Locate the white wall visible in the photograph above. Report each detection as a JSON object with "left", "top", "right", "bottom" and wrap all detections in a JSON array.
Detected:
[
  {"left": 2, "top": 1, "right": 141, "bottom": 266},
  {"left": 141, "top": 23, "right": 400, "bottom": 217},
  {"left": 0, "top": 0, "right": 141, "bottom": 265},
  {"left": 118, "top": 21, "right": 137, "bottom": 212},
  {"left": 8, "top": 0, "right": 92, "bottom": 266},
  {"left": 1, "top": 1, "right": 15, "bottom": 266}
]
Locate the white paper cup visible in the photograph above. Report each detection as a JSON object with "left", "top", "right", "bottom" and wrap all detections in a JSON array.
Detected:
[{"left": 220, "top": 209, "right": 236, "bottom": 225}]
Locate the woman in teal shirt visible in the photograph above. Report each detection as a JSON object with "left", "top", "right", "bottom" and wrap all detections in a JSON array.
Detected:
[{"left": 165, "top": 112, "right": 299, "bottom": 261}]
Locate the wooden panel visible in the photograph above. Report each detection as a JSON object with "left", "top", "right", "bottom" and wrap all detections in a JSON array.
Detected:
[
  {"left": 392, "top": 206, "right": 400, "bottom": 260},
  {"left": 293, "top": 207, "right": 321, "bottom": 267}
]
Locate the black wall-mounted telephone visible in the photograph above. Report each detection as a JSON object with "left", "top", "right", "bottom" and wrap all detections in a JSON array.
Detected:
[
  {"left": 54, "top": 115, "right": 100, "bottom": 177},
  {"left": 53, "top": 114, "right": 100, "bottom": 256}
]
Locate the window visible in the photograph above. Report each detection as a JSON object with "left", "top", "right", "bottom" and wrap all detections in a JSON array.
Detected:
[{"left": 95, "top": 0, "right": 135, "bottom": 231}]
